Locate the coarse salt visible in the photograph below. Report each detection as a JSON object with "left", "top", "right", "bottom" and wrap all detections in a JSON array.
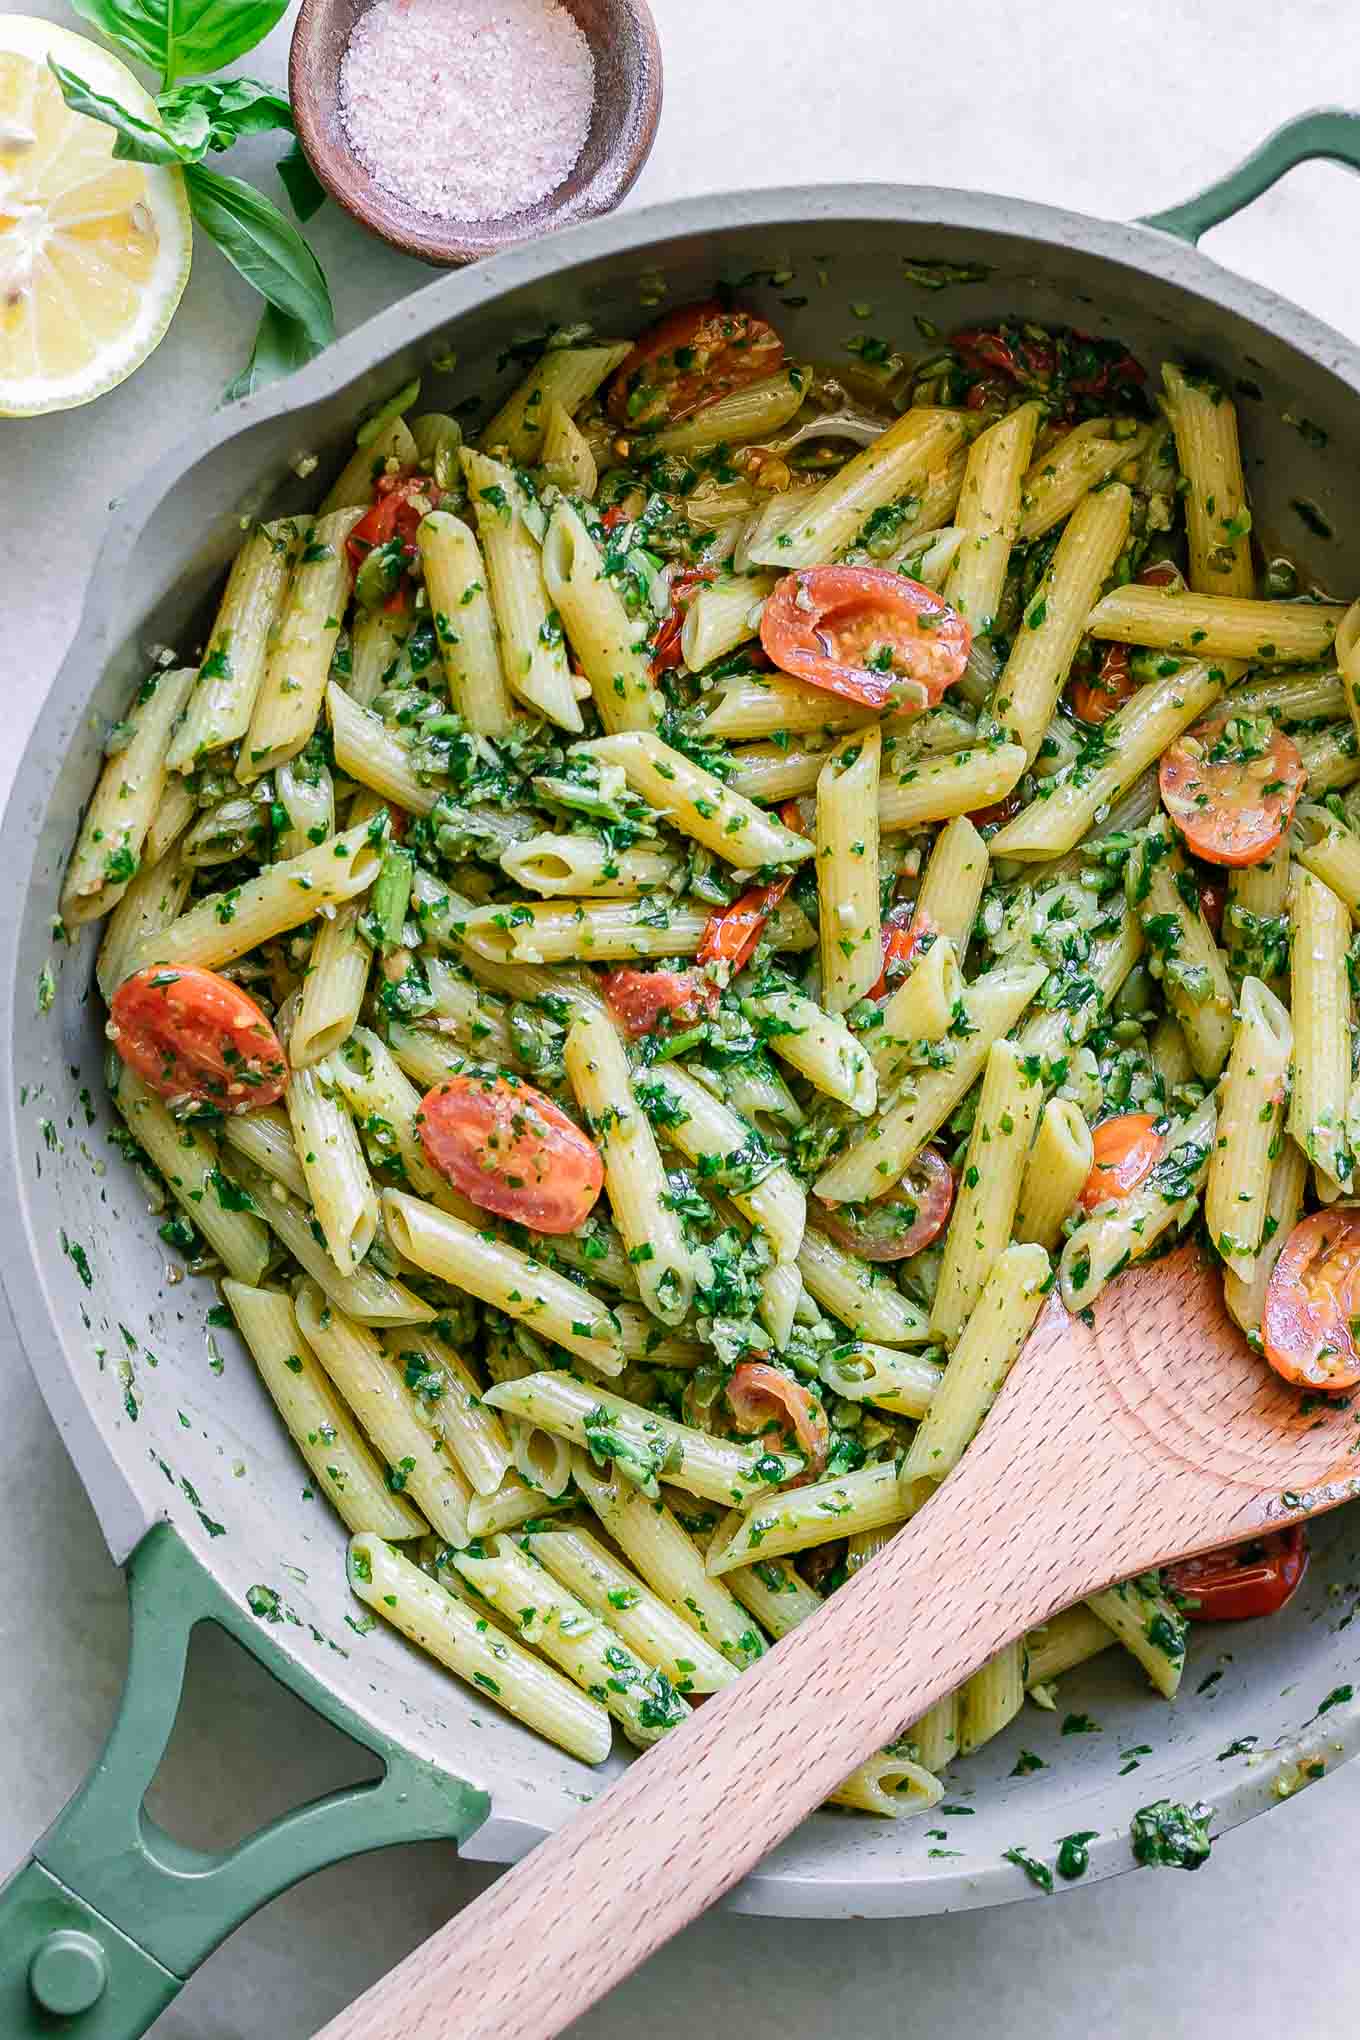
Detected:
[{"left": 339, "top": 0, "right": 595, "bottom": 223}]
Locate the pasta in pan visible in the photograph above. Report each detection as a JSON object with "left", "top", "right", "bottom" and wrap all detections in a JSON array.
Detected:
[{"left": 66, "top": 304, "right": 1347, "bottom": 1813}]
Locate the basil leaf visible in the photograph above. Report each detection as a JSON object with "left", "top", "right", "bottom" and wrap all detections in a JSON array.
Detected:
[
  {"left": 186, "top": 164, "right": 334, "bottom": 352},
  {"left": 70, "top": 0, "right": 291, "bottom": 87},
  {"left": 49, "top": 58, "right": 187, "bottom": 165},
  {"left": 158, "top": 77, "right": 293, "bottom": 156},
  {"left": 277, "top": 135, "right": 326, "bottom": 222},
  {"left": 223, "top": 301, "right": 317, "bottom": 401}
]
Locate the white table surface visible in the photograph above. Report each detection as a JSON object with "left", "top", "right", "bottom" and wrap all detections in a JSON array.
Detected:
[{"left": 6, "top": 2, "right": 1360, "bottom": 2033}]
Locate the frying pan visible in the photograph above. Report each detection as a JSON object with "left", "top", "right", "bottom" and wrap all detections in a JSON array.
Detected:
[{"left": 5, "top": 115, "right": 1360, "bottom": 2037}]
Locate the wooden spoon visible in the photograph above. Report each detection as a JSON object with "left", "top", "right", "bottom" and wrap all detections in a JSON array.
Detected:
[{"left": 314, "top": 1246, "right": 1360, "bottom": 2040}]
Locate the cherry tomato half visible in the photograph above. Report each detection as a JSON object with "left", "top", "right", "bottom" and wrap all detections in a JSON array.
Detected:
[
  {"left": 1069, "top": 642, "right": 1135, "bottom": 727},
  {"left": 1165, "top": 1526, "right": 1309, "bottom": 1622},
  {"left": 815, "top": 1148, "right": 955, "bottom": 1262},
  {"left": 725, "top": 1362, "right": 829, "bottom": 1474},
  {"left": 417, "top": 1073, "right": 603, "bottom": 1234},
  {"left": 1198, "top": 876, "right": 1226, "bottom": 939},
  {"left": 760, "top": 566, "right": 971, "bottom": 713},
  {"left": 968, "top": 789, "right": 1025, "bottom": 831},
  {"left": 1137, "top": 558, "right": 1188, "bottom": 594},
  {"left": 650, "top": 564, "right": 716, "bottom": 675},
  {"left": 698, "top": 880, "right": 791, "bottom": 971},
  {"left": 1263, "top": 1210, "right": 1360, "bottom": 1391},
  {"left": 601, "top": 968, "right": 716, "bottom": 1040},
  {"left": 697, "top": 802, "right": 803, "bottom": 971},
  {"left": 345, "top": 470, "right": 434, "bottom": 572},
  {"left": 867, "top": 904, "right": 933, "bottom": 1001},
  {"left": 108, "top": 965, "right": 287, "bottom": 1114},
  {"left": 1159, "top": 711, "right": 1306, "bottom": 869},
  {"left": 608, "top": 302, "right": 785, "bottom": 432},
  {"left": 1079, "top": 1113, "right": 1164, "bottom": 1211}
]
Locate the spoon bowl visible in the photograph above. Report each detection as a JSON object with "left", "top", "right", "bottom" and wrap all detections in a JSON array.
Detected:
[{"left": 289, "top": 0, "right": 663, "bottom": 266}]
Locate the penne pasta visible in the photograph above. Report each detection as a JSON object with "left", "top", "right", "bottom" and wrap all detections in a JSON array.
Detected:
[
  {"left": 817, "top": 726, "right": 882, "bottom": 1012},
  {"left": 61, "top": 665, "right": 196, "bottom": 926},
  {"left": 237, "top": 510, "right": 363, "bottom": 782},
  {"left": 383, "top": 1190, "right": 624, "bottom": 1372},
  {"left": 1016, "top": 417, "right": 1149, "bottom": 542},
  {"left": 814, "top": 958, "right": 1047, "bottom": 1204},
  {"left": 999, "top": 483, "right": 1132, "bottom": 766},
  {"left": 541, "top": 500, "right": 658, "bottom": 732},
  {"left": 564, "top": 1007, "right": 695, "bottom": 1325},
  {"left": 745, "top": 407, "right": 970, "bottom": 570},
  {"left": 1288, "top": 865, "right": 1353, "bottom": 1193},
  {"left": 902, "top": 1243, "right": 1051, "bottom": 1483},
  {"left": 571, "top": 1452, "right": 764, "bottom": 1669},
  {"left": 463, "top": 448, "right": 580, "bottom": 731},
  {"left": 294, "top": 1283, "right": 474, "bottom": 1542},
  {"left": 930, "top": 1039, "right": 1044, "bottom": 1343},
  {"left": 223, "top": 1284, "right": 426, "bottom": 1538},
  {"left": 943, "top": 400, "right": 1041, "bottom": 636},
  {"left": 419, "top": 512, "right": 518, "bottom": 738},
  {"left": 1205, "top": 976, "right": 1292, "bottom": 1279},
  {"left": 480, "top": 342, "right": 632, "bottom": 461},
  {"left": 525, "top": 1526, "right": 737, "bottom": 1694},
  {"left": 484, "top": 1370, "right": 803, "bottom": 1506},
  {"left": 1085, "top": 585, "right": 1343, "bottom": 664},
  {"left": 127, "top": 819, "right": 383, "bottom": 974},
  {"left": 1161, "top": 362, "right": 1255, "bottom": 597},
  {"left": 348, "top": 1533, "right": 611, "bottom": 1763},
  {"left": 581, "top": 731, "right": 814, "bottom": 868},
  {"left": 166, "top": 520, "right": 296, "bottom": 769},
  {"left": 1014, "top": 1097, "right": 1094, "bottom": 1251},
  {"left": 989, "top": 660, "right": 1226, "bottom": 861}
]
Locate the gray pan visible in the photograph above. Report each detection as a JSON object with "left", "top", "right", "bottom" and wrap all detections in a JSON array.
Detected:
[{"left": 5, "top": 117, "right": 1360, "bottom": 2038}]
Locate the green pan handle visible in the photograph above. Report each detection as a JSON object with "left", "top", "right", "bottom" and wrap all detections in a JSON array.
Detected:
[
  {"left": 1141, "top": 106, "right": 1360, "bottom": 243},
  {"left": 0, "top": 1523, "right": 489, "bottom": 2037}
]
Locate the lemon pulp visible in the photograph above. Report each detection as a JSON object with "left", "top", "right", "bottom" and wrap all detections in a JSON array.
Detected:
[{"left": 0, "top": 19, "right": 191, "bottom": 415}]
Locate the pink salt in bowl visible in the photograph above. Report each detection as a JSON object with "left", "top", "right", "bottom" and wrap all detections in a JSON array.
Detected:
[{"left": 290, "top": 0, "right": 663, "bottom": 266}]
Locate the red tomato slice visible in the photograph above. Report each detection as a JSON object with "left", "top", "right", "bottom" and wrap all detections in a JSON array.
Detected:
[
  {"left": 867, "top": 904, "right": 933, "bottom": 1001},
  {"left": 815, "top": 1148, "right": 954, "bottom": 1261},
  {"left": 417, "top": 1074, "right": 603, "bottom": 1234},
  {"left": 698, "top": 879, "right": 792, "bottom": 970},
  {"left": 725, "top": 1362, "right": 829, "bottom": 1474},
  {"left": 650, "top": 564, "right": 716, "bottom": 675},
  {"left": 760, "top": 567, "right": 971, "bottom": 713},
  {"left": 601, "top": 968, "right": 716, "bottom": 1040},
  {"left": 952, "top": 328, "right": 1024, "bottom": 382},
  {"left": 1198, "top": 876, "right": 1226, "bottom": 939},
  {"left": 346, "top": 470, "right": 434, "bottom": 571},
  {"left": 1159, "top": 711, "right": 1306, "bottom": 869},
  {"left": 1069, "top": 641, "right": 1135, "bottom": 726},
  {"left": 1067, "top": 335, "right": 1146, "bottom": 399},
  {"left": 968, "top": 789, "right": 1025, "bottom": 830},
  {"left": 698, "top": 802, "right": 802, "bottom": 970},
  {"left": 1165, "top": 1526, "right": 1308, "bottom": 1621},
  {"left": 108, "top": 965, "right": 287, "bottom": 1114},
  {"left": 608, "top": 302, "right": 785, "bottom": 432},
  {"left": 1263, "top": 1211, "right": 1360, "bottom": 1391},
  {"left": 1137, "top": 558, "right": 1188, "bottom": 593},
  {"left": 1079, "top": 1113, "right": 1163, "bottom": 1211}
]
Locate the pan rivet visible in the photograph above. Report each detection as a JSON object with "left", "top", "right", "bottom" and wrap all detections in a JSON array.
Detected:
[{"left": 28, "top": 1929, "right": 108, "bottom": 2015}]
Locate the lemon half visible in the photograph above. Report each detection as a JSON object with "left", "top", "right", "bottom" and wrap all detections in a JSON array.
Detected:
[{"left": 0, "top": 16, "right": 191, "bottom": 416}]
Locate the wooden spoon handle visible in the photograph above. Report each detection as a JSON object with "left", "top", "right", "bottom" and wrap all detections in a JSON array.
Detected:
[{"left": 313, "top": 1366, "right": 1147, "bottom": 2040}]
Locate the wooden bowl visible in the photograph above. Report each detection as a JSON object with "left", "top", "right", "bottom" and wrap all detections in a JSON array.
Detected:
[{"left": 289, "top": 0, "right": 663, "bottom": 267}]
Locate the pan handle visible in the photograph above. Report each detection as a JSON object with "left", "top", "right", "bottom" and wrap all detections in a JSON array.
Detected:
[
  {"left": 0, "top": 1523, "right": 489, "bottom": 2038},
  {"left": 1140, "top": 106, "right": 1360, "bottom": 243}
]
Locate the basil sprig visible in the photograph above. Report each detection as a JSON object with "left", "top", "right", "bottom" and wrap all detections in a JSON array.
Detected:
[{"left": 50, "top": 0, "right": 331, "bottom": 395}]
